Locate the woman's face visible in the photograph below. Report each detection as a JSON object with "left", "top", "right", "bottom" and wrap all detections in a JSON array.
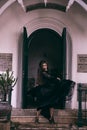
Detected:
[{"left": 42, "top": 63, "right": 48, "bottom": 71}]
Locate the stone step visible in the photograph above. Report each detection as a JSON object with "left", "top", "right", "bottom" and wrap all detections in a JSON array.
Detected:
[
  {"left": 11, "top": 122, "right": 87, "bottom": 130},
  {"left": 11, "top": 109, "right": 87, "bottom": 130},
  {"left": 11, "top": 109, "right": 77, "bottom": 117},
  {"left": 16, "top": 127, "right": 87, "bottom": 130},
  {"left": 11, "top": 116, "right": 76, "bottom": 124},
  {"left": 11, "top": 109, "right": 77, "bottom": 124}
]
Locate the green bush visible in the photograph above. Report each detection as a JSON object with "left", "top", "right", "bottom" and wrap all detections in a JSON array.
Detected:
[{"left": 0, "top": 69, "right": 17, "bottom": 101}]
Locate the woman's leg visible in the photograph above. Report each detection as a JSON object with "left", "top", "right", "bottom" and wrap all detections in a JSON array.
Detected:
[
  {"left": 49, "top": 108, "right": 55, "bottom": 124},
  {"left": 36, "top": 109, "right": 41, "bottom": 118},
  {"left": 35, "top": 109, "right": 41, "bottom": 123},
  {"left": 50, "top": 108, "right": 54, "bottom": 118}
]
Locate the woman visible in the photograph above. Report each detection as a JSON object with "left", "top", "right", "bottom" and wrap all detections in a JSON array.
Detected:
[{"left": 29, "top": 60, "right": 75, "bottom": 124}]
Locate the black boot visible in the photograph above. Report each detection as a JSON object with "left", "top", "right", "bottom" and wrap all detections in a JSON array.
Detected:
[
  {"left": 49, "top": 117, "right": 55, "bottom": 124},
  {"left": 35, "top": 117, "right": 39, "bottom": 124}
]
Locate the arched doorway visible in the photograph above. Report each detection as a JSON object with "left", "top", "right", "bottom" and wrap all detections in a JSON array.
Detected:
[{"left": 22, "top": 27, "right": 68, "bottom": 108}]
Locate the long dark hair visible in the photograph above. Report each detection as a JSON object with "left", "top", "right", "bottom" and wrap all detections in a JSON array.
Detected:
[
  {"left": 36, "top": 60, "right": 48, "bottom": 84},
  {"left": 39, "top": 60, "right": 48, "bottom": 70}
]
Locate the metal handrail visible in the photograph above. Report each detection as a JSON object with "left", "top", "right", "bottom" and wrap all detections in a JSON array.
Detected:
[{"left": 77, "top": 83, "right": 87, "bottom": 127}]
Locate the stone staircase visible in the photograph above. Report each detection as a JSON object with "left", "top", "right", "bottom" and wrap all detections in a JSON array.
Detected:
[{"left": 10, "top": 109, "right": 87, "bottom": 130}]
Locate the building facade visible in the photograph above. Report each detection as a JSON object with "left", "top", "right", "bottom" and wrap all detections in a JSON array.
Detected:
[{"left": 0, "top": 0, "right": 87, "bottom": 109}]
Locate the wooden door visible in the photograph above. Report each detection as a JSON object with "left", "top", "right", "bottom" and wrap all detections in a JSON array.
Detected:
[
  {"left": 22, "top": 27, "right": 29, "bottom": 108},
  {"left": 62, "top": 28, "right": 67, "bottom": 79}
]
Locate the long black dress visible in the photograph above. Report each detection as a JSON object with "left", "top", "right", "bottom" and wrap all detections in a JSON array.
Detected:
[{"left": 29, "top": 69, "right": 75, "bottom": 119}]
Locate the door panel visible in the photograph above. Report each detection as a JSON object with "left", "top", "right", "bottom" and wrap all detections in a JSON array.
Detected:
[
  {"left": 62, "top": 28, "right": 67, "bottom": 79},
  {"left": 22, "top": 27, "right": 28, "bottom": 108}
]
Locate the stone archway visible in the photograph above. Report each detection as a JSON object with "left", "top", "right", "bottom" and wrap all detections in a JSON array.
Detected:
[
  {"left": 17, "top": 17, "right": 72, "bottom": 108},
  {"left": 25, "top": 17, "right": 72, "bottom": 79}
]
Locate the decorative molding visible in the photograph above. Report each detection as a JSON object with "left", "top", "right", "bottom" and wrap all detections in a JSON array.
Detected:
[
  {"left": 26, "top": 3, "right": 66, "bottom": 12},
  {"left": 44, "top": 0, "right": 47, "bottom": 7},
  {"left": 25, "top": 17, "right": 65, "bottom": 36},
  {"left": 0, "top": 0, "right": 66, "bottom": 15},
  {"left": 0, "top": 0, "right": 87, "bottom": 15},
  {"left": 0, "top": 0, "right": 25, "bottom": 15},
  {"left": 17, "top": 0, "right": 25, "bottom": 11},
  {"left": 66, "top": 0, "right": 87, "bottom": 11},
  {"left": 0, "top": 0, "right": 15, "bottom": 15}
]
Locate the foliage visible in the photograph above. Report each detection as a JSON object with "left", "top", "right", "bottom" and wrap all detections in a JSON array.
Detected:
[{"left": 0, "top": 69, "right": 18, "bottom": 94}]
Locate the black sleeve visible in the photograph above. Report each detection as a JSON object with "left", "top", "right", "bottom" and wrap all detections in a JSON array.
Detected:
[{"left": 42, "top": 71, "right": 56, "bottom": 80}]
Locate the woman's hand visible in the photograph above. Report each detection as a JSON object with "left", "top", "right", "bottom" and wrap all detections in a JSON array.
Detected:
[{"left": 57, "top": 77, "right": 61, "bottom": 80}]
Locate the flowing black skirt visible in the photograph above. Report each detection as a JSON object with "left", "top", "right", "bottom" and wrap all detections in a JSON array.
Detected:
[{"left": 29, "top": 79, "right": 75, "bottom": 119}]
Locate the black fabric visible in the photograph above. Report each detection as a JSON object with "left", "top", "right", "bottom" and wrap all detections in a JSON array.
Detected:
[{"left": 29, "top": 79, "right": 75, "bottom": 119}]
